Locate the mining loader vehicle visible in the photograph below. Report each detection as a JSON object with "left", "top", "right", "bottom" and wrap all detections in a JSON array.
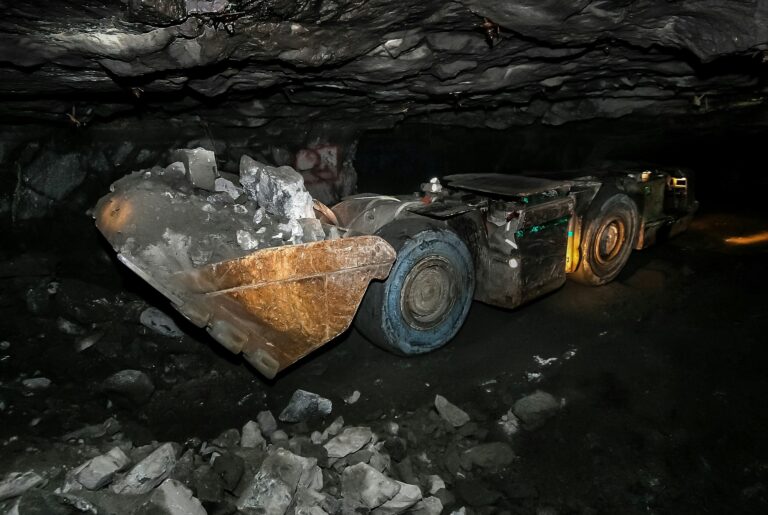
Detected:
[{"left": 96, "top": 167, "right": 697, "bottom": 378}]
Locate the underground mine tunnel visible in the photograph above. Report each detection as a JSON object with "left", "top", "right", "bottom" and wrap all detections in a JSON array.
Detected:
[{"left": 1, "top": 1, "right": 768, "bottom": 514}]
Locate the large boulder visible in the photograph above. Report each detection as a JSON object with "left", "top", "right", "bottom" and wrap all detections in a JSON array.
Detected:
[{"left": 240, "top": 156, "right": 315, "bottom": 220}]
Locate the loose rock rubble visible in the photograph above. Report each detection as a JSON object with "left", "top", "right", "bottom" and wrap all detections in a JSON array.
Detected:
[
  {"left": 97, "top": 149, "right": 344, "bottom": 280},
  {"left": 0, "top": 382, "right": 565, "bottom": 514}
]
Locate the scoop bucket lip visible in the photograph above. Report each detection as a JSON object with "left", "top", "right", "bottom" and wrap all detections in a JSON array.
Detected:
[{"left": 95, "top": 188, "right": 396, "bottom": 378}]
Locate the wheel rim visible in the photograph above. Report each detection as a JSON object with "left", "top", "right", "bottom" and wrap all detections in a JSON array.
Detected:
[
  {"left": 400, "top": 256, "right": 457, "bottom": 330},
  {"left": 594, "top": 217, "right": 626, "bottom": 265}
]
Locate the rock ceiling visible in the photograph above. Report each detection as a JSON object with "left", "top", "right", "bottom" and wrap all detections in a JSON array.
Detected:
[{"left": 1, "top": 0, "right": 767, "bottom": 130}]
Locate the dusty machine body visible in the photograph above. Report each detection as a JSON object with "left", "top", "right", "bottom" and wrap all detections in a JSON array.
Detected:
[{"left": 96, "top": 165, "right": 697, "bottom": 377}]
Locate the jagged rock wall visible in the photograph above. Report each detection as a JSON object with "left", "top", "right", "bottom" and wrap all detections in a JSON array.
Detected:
[
  {"left": 0, "top": 0, "right": 766, "bottom": 130},
  {"left": 0, "top": 122, "right": 358, "bottom": 222}
]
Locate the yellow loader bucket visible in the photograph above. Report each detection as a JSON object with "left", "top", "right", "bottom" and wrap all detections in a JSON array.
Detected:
[{"left": 95, "top": 190, "right": 395, "bottom": 378}]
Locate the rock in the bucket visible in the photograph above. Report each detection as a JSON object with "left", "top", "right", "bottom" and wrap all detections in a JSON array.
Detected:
[
  {"left": 324, "top": 427, "right": 373, "bottom": 459},
  {"left": 236, "top": 448, "right": 322, "bottom": 513},
  {"left": 74, "top": 447, "right": 131, "bottom": 490},
  {"left": 341, "top": 463, "right": 400, "bottom": 511},
  {"left": 257, "top": 410, "right": 278, "bottom": 437},
  {"left": 171, "top": 147, "right": 218, "bottom": 191},
  {"left": 236, "top": 229, "right": 260, "bottom": 251},
  {"left": 240, "top": 155, "right": 315, "bottom": 220},
  {"left": 135, "top": 478, "right": 206, "bottom": 515},
  {"left": 214, "top": 176, "right": 243, "bottom": 200},
  {"left": 241, "top": 420, "right": 266, "bottom": 449},
  {"left": 140, "top": 307, "right": 183, "bottom": 338},
  {"left": 513, "top": 390, "right": 560, "bottom": 430},
  {"left": 102, "top": 370, "right": 155, "bottom": 404},
  {"left": 299, "top": 218, "right": 326, "bottom": 242},
  {"left": 112, "top": 443, "right": 180, "bottom": 495},
  {"left": 279, "top": 390, "right": 332, "bottom": 423},
  {"left": 434, "top": 395, "right": 470, "bottom": 428},
  {"left": 0, "top": 471, "right": 45, "bottom": 501}
]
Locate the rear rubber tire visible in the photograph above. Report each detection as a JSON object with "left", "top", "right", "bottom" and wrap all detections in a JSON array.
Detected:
[
  {"left": 570, "top": 193, "right": 639, "bottom": 286},
  {"left": 355, "top": 226, "right": 475, "bottom": 355}
]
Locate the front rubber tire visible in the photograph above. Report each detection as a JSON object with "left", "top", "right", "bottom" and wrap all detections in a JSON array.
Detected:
[
  {"left": 570, "top": 193, "right": 639, "bottom": 286},
  {"left": 355, "top": 227, "right": 475, "bottom": 355}
]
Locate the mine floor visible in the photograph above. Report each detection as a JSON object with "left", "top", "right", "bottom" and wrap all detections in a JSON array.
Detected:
[{"left": 1, "top": 209, "right": 767, "bottom": 514}]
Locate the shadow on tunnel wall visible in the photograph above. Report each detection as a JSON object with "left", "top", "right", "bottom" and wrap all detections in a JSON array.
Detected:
[{"left": 355, "top": 114, "right": 768, "bottom": 213}]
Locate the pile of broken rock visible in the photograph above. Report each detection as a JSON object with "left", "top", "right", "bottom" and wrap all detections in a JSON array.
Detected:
[
  {"left": 0, "top": 388, "right": 563, "bottom": 514},
  {"left": 98, "top": 147, "right": 342, "bottom": 273}
]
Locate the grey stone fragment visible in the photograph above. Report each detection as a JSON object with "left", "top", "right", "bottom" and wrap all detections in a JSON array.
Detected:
[
  {"left": 341, "top": 463, "right": 400, "bottom": 510},
  {"left": 298, "top": 218, "right": 326, "bottom": 242},
  {"left": 320, "top": 416, "right": 344, "bottom": 443},
  {"left": 236, "top": 448, "right": 321, "bottom": 514},
  {"left": 513, "top": 390, "right": 560, "bottom": 429},
  {"left": 499, "top": 409, "right": 521, "bottom": 436},
  {"left": 61, "top": 417, "right": 121, "bottom": 441},
  {"left": 112, "top": 442, "right": 180, "bottom": 495},
  {"left": 324, "top": 427, "right": 373, "bottom": 459},
  {"left": 74, "top": 446, "right": 131, "bottom": 490},
  {"left": 236, "top": 229, "right": 260, "bottom": 251},
  {"left": 212, "top": 452, "right": 244, "bottom": 491},
  {"left": 140, "top": 307, "right": 183, "bottom": 338},
  {"left": 21, "top": 377, "right": 51, "bottom": 390},
  {"left": 0, "top": 471, "right": 45, "bottom": 501},
  {"left": 279, "top": 390, "right": 332, "bottom": 423},
  {"left": 270, "top": 430, "right": 289, "bottom": 444},
  {"left": 56, "top": 492, "right": 99, "bottom": 513},
  {"left": 434, "top": 395, "right": 470, "bottom": 428},
  {"left": 426, "top": 475, "right": 445, "bottom": 495},
  {"left": 241, "top": 420, "right": 266, "bottom": 449},
  {"left": 102, "top": 370, "right": 155, "bottom": 404},
  {"left": 212, "top": 428, "right": 241, "bottom": 448},
  {"left": 460, "top": 442, "right": 515, "bottom": 470},
  {"left": 214, "top": 176, "right": 243, "bottom": 200},
  {"left": 135, "top": 478, "right": 206, "bottom": 515},
  {"left": 257, "top": 410, "right": 278, "bottom": 437},
  {"left": 373, "top": 481, "right": 422, "bottom": 514},
  {"left": 171, "top": 147, "right": 218, "bottom": 191},
  {"left": 368, "top": 446, "right": 391, "bottom": 473},
  {"left": 193, "top": 464, "right": 224, "bottom": 504},
  {"left": 240, "top": 155, "right": 315, "bottom": 220},
  {"left": 57, "top": 317, "right": 85, "bottom": 336},
  {"left": 293, "top": 488, "right": 331, "bottom": 515},
  {"left": 410, "top": 496, "right": 443, "bottom": 515}
]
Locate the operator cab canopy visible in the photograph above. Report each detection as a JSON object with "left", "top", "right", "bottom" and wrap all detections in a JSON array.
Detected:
[{"left": 442, "top": 173, "right": 572, "bottom": 201}]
